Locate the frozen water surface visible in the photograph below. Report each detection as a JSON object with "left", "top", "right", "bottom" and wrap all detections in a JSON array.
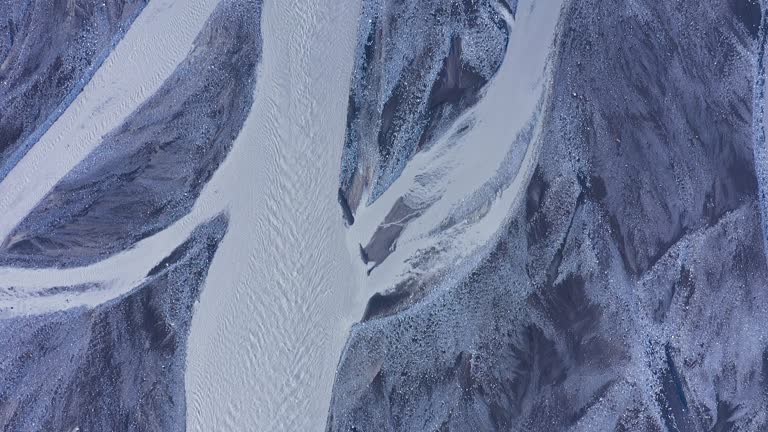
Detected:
[{"left": 1, "top": 0, "right": 767, "bottom": 431}]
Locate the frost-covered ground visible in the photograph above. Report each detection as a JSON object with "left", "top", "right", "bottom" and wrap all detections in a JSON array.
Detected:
[
  {"left": 0, "top": 0, "right": 363, "bottom": 430},
  {"left": 0, "top": 0, "right": 147, "bottom": 183},
  {"left": 183, "top": 0, "right": 363, "bottom": 429},
  {"left": 329, "top": 0, "right": 768, "bottom": 430},
  {"left": 2, "top": 0, "right": 766, "bottom": 430},
  {"left": 0, "top": 214, "right": 228, "bottom": 431}
]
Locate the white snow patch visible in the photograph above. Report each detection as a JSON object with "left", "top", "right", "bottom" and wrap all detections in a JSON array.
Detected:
[
  {"left": 349, "top": 0, "right": 565, "bottom": 300},
  {"left": 0, "top": 0, "right": 226, "bottom": 315},
  {"left": 0, "top": 0, "right": 364, "bottom": 429},
  {"left": 182, "top": 0, "right": 364, "bottom": 430}
]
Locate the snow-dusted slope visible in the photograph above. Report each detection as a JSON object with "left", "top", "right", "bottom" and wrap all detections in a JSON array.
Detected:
[
  {"left": 327, "top": 0, "right": 768, "bottom": 430},
  {"left": 0, "top": 214, "right": 228, "bottom": 431},
  {"left": 341, "top": 0, "right": 564, "bottom": 320},
  {"left": 0, "top": 0, "right": 224, "bottom": 246}
]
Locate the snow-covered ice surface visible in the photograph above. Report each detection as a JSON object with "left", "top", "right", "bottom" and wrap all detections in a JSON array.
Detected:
[
  {"left": 2, "top": 0, "right": 767, "bottom": 429},
  {"left": 183, "top": 0, "right": 363, "bottom": 430}
]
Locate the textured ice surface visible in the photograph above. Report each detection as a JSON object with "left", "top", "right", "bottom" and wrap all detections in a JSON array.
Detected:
[
  {"left": 329, "top": 0, "right": 768, "bottom": 430},
  {"left": 0, "top": 214, "right": 227, "bottom": 431},
  {"left": 0, "top": 0, "right": 146, "bottom": 182},
  {"left": 3, "top": 0, "right": 765, "bottom": 429},
  {"left": 0, "top": 0, "right": 270, "bottom": 430},
  {"left": 0, "top": 0, "right": 261, "bottom": 268}
]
